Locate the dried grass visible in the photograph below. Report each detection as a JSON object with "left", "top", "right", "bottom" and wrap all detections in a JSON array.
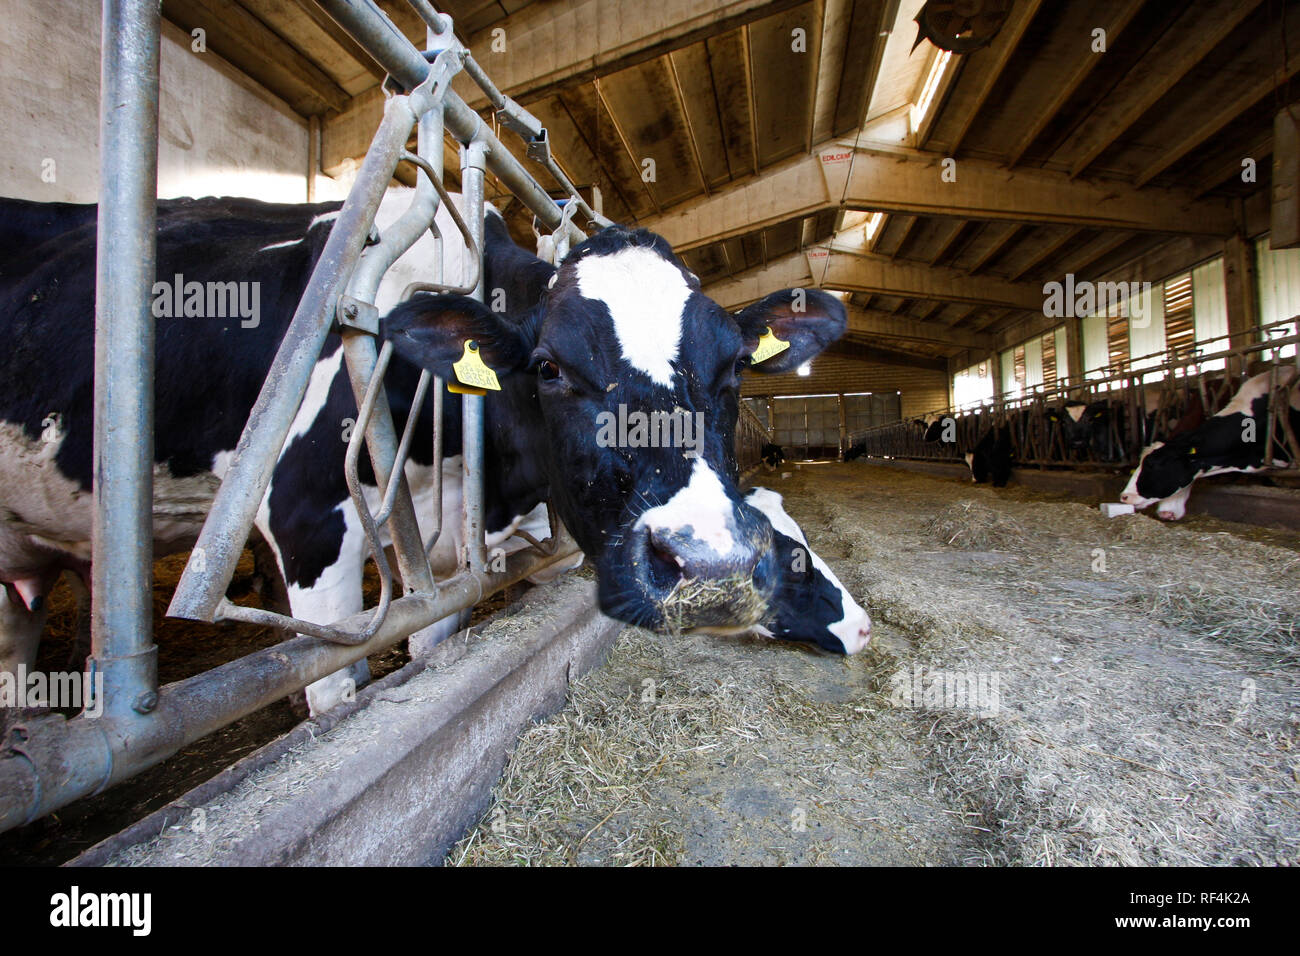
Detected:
[{"left": 924, "top": 499, "right": 1027, "bottom": 551}]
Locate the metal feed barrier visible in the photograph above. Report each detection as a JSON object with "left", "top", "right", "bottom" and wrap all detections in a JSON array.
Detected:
[
  {"left": 735, "top": 402, "right": 775, "bottom": 478},
  {"left": 0, "top": 0, "right": 625, "bottom": 833},
  {"left": 847, "top": 317, "right": 1300, "bottom": 477}
]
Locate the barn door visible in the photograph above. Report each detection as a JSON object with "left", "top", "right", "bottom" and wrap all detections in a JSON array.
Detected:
[
  {"left": 772, "top": 395, "right": 842, "bottom": 460},
  {"left": 842, "top": 392, "right": 901, "bottom": 437}
]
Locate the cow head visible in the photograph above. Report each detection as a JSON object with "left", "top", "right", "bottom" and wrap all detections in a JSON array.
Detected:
[
  {"left": 382, "top": 216, "right": 845, "bottom": 633},
  {"left": 1120, "top": 440, "right": 1197, "bottom": 510}
]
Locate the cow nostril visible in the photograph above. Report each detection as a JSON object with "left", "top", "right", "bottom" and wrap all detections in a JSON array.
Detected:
[{"left": 645, "top": 533, "right": 683, "bottom": 591}]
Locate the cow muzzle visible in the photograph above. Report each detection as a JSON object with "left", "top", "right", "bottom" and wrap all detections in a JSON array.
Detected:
[{"left": 638, "top": 521, "right": 775, "bottom": 633}]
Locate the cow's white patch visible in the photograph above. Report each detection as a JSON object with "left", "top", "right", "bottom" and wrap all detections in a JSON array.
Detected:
[
  {"left": 309, "top": 210, "right": 341, "bottom": 230},
  {"left": 211, "top": 450, "right": 236, "bottom": 480},
  {"left": 286, "top": 349, "right": 345, "bottom": 446},
  {"left": 1220, "top": 367, "right": 1298, "bottom": 417},
  {"left": 575, "top": 247, "right": 689, "bottom": 388},
  {"left": 1155, "top": 484, "right": 1192, "bottom": 521},
  {"left": 259, "top": 238, "right": 302, "bottom": 252},
  {"left": 1120, "top": 442, "right": 1162, "bottom": 508},
  {"left": 636, "top": 459, "right": 735, "bottom": 556},
  {"left": 746, "top": 488, "right": 871, "bottom": 654},
  {"left": 1066, "top": 404, "right": 1085, "bottom": 423}
]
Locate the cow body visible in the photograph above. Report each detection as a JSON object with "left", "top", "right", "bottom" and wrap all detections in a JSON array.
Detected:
[
  {"left": 1, "top": 193, "right": 847, "bottom": 713},
  {"left": 760, "top": 443, "right": 785, "bottom": 471},
  {"left": 1120, "top": 368, "right": 1300, "bottom": 519}
]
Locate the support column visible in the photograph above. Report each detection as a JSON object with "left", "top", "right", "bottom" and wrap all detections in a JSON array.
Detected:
[
  {"left": 93, "top": 0, "right": 161, "bottom": 720},
  {"left": 1063, "top": 316, "right": 1084, "bottom": 388},
  {"left": 1223, "top": 232, "right": 1259, "bottom": 352}
]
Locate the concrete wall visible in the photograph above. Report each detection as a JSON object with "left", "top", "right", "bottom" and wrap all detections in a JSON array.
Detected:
[{"left": 1, "top": 2, "right": 308, "bottom": 204}]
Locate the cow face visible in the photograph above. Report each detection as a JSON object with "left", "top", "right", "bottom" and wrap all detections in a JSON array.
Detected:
[
  {"left": 383, "top": 223, "right": 846, "bottom": 634},
  {"left": 1120, "top": 440, "right": 1197, "bottom": 509}
]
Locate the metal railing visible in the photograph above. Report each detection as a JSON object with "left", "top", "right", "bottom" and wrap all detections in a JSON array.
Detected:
[
  {"left": 735, "top": 401, "right": 775, "bottom": 477},
  {"left": 0, "top": 0, "right": 615, "bottom": 834},
  {"left": 848, "top": 318, "right": 1300, "bottom": 476}
]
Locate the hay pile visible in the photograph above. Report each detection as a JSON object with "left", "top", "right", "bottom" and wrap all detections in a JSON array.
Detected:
[
  {"left": 1129, "top": 584, "right": 1300, "bottom": 666},
  {"left": 924, "top": 499, "right": 1027, "bottom": 550}
]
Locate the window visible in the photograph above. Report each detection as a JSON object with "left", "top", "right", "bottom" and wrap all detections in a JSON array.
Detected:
[
  {"left": 1256, "top": 236, "right": 1300, "bottom": 359},
  {"left": 1192, "top": 258, "right": 1228, "bottom": 355},
  {"left": 953, "top": 360, "right": 993, "bottom": 408},
  {"left": 1163, "top": 272, "right": 1195, "bottom": 358}
]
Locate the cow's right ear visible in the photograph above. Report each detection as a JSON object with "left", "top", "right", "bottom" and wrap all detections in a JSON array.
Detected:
[{"left": 382, "top": 293, "right": 533, "bottom": 380}]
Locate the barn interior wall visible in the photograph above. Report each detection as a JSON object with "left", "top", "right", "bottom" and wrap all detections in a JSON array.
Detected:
[
  {"left": 0, "top": 2, "right": 308, "bottom": 205},
  {"left": 741, "top": 354, "right": 948, "bottom": 420}
]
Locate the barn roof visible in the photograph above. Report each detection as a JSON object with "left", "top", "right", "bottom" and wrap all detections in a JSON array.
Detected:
[{"left": 158, "top": 0, "right": 1293, "bottom": 368}]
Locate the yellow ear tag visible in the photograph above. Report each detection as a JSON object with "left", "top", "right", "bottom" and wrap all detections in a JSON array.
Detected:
[
  {"left": 449, "top": 340, "right": 501, "bottom": 396},
  {"left": 751, "top": 326, "right": 790, "bottom": 364}
]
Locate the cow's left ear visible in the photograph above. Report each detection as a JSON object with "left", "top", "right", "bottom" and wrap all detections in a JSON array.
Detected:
[
  {"left": 382, "top": 293, "right": 534, "bottom": 380},
  {"left": 735, "top": 289, "right": 846, "bottom": 374}
]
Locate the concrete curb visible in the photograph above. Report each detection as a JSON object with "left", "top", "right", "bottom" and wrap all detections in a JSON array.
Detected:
[{"left": 73, "top": 576, "right": 620, "bottom": 866}]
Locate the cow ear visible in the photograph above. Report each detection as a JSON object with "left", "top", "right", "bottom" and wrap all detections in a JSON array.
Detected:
[
  {"left": 735, "top": 289, "right": 846, "bottom": 374},
  {"left": 382, "top": 293, "right": 533, "bottom": 380}
]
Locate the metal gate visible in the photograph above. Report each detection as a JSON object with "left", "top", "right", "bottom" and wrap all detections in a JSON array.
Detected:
[{"left": 0, "top": 0, "right": 615, "bottom": 833}]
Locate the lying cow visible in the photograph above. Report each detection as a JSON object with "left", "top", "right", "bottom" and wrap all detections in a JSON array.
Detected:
[
  {"left": 1119, "top": 367, "right": 1299, "bottom": 520},
  {"left": 760, "top": 443, "right": 785, "bottom": 471},
  {"left": 0, "top": 192, "right": 846, "bottom": 713},
  {"left": 744, "top": 488, "right": 871, "bottom": 654}
]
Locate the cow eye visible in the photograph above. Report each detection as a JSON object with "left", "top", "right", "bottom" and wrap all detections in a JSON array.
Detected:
[{"left": 537, "top": 359, "right": 560, "bottom": 382}]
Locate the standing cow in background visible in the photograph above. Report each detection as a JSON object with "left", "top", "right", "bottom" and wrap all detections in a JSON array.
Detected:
[
  {"left": 1120, "top": 367, "right": 1300, "bottom": 519},
  {"left": 760, "top": 443, "right": 786, "bottom": 471}
]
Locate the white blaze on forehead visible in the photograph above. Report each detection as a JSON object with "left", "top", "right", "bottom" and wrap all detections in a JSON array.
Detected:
[
  {"left": 575, "top": 247, "right": 690, "bottom": 388},
  {"left": 636, "top": 459, "right": 736, "bottom": 556},
  {"left": 1066, "top": 404, "right": 1086, "bottom": 423}
]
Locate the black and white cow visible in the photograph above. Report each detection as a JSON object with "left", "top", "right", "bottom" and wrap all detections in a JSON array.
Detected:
[
  {"left": 0, "top": 192, "right": 847, "bottom": 713},
  {"left": 1119, "top": 367, "right": 1300, "bottom": 520},
  {"left": 918, "top": 411, "right": 1013, "bottom": 487},
  {"left": 964, "top": 421, "right": 1014, "bottom": 487},
  {"left": 760, "top": 443, "right": 785, "bottom": 471},
  {"left": 744, "top": 488, "right": 870, "bottom": 654}
]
